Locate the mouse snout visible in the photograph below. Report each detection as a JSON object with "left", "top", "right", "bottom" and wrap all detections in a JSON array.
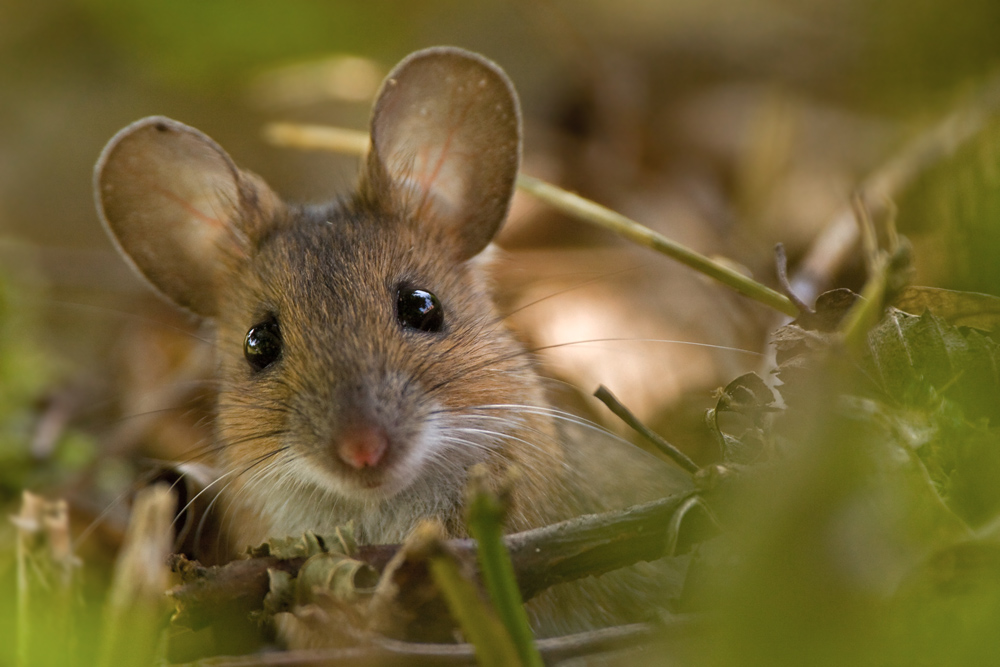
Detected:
[{"left": 336, "top": 424, "right": 390, "bottom": 469}]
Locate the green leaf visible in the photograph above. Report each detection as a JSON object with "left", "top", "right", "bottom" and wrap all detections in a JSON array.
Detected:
[{"left": 894, "top": 285, "right": 1000, "bottom": 332}]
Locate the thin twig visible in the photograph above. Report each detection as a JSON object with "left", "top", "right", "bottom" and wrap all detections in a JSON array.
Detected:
[
  {"left": 852, "top": 193, "right": 880, "bottom": 279},
  {"left": 262, "top": 122, "right": 800, "bottom": 317},
  {"left": 264, "top": 122, "right": 370, "bottom": 157},
  {"left": 14, "top": 492, "right": 77, "bottom": 667},
  {"left": 170, "top": 618, "right": 700, "bottom": 666},
  {"left": 97, "top": 484, "right": 175, "bottom": 667},
  {"left": 515, "top": 174, "right": 799, "bottom": 316},
  {"left": 839, "top": 254, "right": 889, "bottom": 354},
  {"left": 593, "top": 385, "right": 699, "bottom": 474},
  {"left": 170, "top": 492, "right": 704, "bottom": 627},
  {"left": 774, "top": 243, "right": 812, "bottom": 316}
]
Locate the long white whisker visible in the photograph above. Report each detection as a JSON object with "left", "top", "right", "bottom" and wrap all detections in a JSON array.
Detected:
[
  {"left": 204, "top": 448, "right": 290, "bottom": 555},
  {"left": 442, "top": 430, "right": 572, "bottom": 472},
  {"left": 533, "top": 338, "right": 762, "bottom": 356},
  {"left": 450, "top": 403, "right": 638, "bottom": 448},
  {"left": 169, "top": 467, "right": 240, "bottom": 533},
  {"left": 500, "top": 265, "right": 643, "bottom": 320}
]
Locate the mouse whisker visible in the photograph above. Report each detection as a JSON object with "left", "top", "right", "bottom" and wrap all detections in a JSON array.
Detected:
[
  {"left": 450, "top": 403, "right": 647, "bottom": 455},
  {"left": 169, "top": 466, "right": 240, "bottom": 534},
  {"left": 529, "top": 337, "right": 762, "bottom": 357},
  {"left": 497, "top": 265, "right": 644, "bottom": 321},
  {"left": 203, "top": 446, "right": 292, "bottom": 557}
]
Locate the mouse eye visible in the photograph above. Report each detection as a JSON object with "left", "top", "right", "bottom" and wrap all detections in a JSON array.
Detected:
[
  {"left": 244, "top": 319, "right": 282, "bottom": 370},
  {"left": 396, "top": 287, "right": 444, "bottom": 333}
]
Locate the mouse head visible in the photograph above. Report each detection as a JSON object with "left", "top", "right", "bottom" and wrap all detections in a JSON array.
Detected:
[{"left": 95, "top": 48, "right": 550, "bottom": 525}]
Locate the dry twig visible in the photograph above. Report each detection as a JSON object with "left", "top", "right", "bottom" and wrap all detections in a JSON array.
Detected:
[
  {"left": 170, "top": 618, "right": 700, "bottom": 666},
  {"left": 169, "top": 492, "right": 706, "bottom": 631}
]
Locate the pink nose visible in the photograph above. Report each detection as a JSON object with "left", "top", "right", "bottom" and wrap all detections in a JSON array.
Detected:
[{"left": 337, "top": 426, "right": 389, "bottom": 469}]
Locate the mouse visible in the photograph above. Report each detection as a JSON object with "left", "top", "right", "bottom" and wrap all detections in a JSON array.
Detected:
[{"left": 94, "top": 46, "right": 693, "bottom": 637}]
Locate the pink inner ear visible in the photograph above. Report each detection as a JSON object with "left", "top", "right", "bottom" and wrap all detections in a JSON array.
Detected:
[
  {"left": 409, "top": 144, "right": 464, "bottom": 220},
  {"left": 392, "top": 96, "right": 479, "bottom": 223},
  {"left": 147, "top": 160, "right": 250, "bottom": 264},
  {"left": 151, "top": 183, "right": 226, "bottom": 228}
]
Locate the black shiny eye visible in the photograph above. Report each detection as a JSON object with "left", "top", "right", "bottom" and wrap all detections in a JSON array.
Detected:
[
  {"left": 396, "top": 287, "right": 444, "bottom": 333},
  {"left": 244, "top": 319, "right": 282, "bottom": 371}
]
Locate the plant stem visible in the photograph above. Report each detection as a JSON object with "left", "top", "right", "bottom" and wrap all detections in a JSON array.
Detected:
[
  {"left": 840, "top": 253, "right": 889, "bottom": 353},
  {"left": 97, "top": 484, "right": 175, "bottom": 667},
  {"left": 263, "top": 122, "right": 370, "bottom": 157},
  {"left": 412, "top": 523, "right": 523, "bottom": 667},
  {"left": 515, "top": 174, "right": 799, "bottom": 317},
  {"left": 466, "top": 470, "right": 544, "bottom": 667},
  {"left": 594, "top": 385, "right": 699, "bottom": 474}
]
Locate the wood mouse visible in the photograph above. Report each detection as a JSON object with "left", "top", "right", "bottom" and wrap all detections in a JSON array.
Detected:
[{"left": 94, "top": 46, "right": 692, "bottom": 636}]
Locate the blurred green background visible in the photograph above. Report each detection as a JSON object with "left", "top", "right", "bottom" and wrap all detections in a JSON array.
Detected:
[{"left": 2, "top": 0, "right": 1000, "bottom": 665}]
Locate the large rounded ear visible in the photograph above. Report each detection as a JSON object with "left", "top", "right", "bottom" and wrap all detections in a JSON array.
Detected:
[
  {"left": 361, "top": 47, "right": 521, "bottom": 261},
  {"left": 94, "top": 116, "right": 280, "bottom": 317}
]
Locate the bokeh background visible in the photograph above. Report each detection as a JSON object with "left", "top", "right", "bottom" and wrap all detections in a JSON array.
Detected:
[{"left": 2, "top": 0, "right": 1000, "bottom": 664}]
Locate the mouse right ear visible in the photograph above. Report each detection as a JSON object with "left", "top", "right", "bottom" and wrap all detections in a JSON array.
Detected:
[
  {"left": 360, "top": 47, "right": 521, "bottom": 262},
  {"left": 95, "top": 116, "right": 280, "bottom": 317}
]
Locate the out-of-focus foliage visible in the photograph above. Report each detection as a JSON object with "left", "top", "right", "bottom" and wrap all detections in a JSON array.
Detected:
[
  {"left": 681, "top": 282, "right": 1000, "bottom": 666},
  {"left": 0, "top": 274, "right": 103, "bottom": 667},
  {"left": 0, "top": 271, "right": 96, "bottom": 503},
  {"left": 899, "top": 118, "right": 1000, "bottom": 294},
  {"left": 76, "top": 0, "right": 424, "bottom": 86},
  {"left": 858, "top": 0, "right": 1000, "bottom": 109}
]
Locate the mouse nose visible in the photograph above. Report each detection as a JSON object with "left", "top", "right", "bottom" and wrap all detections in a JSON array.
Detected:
[{"left": 337, "top": 425, "right": 390, "bottom": 469}]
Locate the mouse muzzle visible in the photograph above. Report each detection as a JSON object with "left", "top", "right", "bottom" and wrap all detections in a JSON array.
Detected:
[{"left": 336, "top": 424, "right": 390, "bottom": 470}]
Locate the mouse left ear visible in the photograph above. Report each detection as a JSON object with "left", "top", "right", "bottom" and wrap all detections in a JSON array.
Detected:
[
  {"left": 94, "top": 116, "right": 281, "bottom": 317},
  {"left": 361, "top": 47, "right": 521, "bottom": 261}
]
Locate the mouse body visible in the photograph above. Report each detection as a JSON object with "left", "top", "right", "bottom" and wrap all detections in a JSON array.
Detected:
[{"left": 95, "top": 46, "right": 691, "bottom": 635}]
